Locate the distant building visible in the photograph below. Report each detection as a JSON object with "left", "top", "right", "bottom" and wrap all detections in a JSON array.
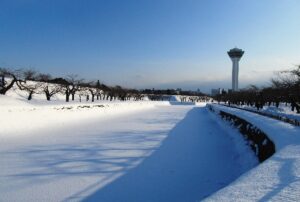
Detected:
[
  {"left": 211, "top": 88, "right": 222, "bottom": 96},
  {"left": 228, "top": 47, "right": 244, "bottom": 91}
]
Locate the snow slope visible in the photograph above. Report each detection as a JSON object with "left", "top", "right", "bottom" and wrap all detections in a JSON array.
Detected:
[
  {"left": 0, "top": 99, "right": 168, "bottom": 138},
  {"left": 204, "top": 104, "right": 300, "bottom": 202},
  {"left": 235, "top": 103, "right": 300, "bottom": 122},
  {"left": 0, "top": 102, "right": 256, "bottom": 201}
]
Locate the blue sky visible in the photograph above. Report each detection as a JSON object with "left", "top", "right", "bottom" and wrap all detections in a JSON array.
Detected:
[{"left": 1, "top": 0, "right": 299, "bottom": 92}]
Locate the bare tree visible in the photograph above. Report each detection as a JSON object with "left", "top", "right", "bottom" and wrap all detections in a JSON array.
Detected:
[
  {"left": 50, "top": 75, "right": 84, "bottom": 102},
  {"left": 0, "top": 68, "right": 22, "bottom": 95},
  {"left": 15, "top": 69, "right": 41, "bottom": 100},
  {"left": 99, "top": 84, "right": 110, "bottom": 100},
  {"left": 85, "top": 82, "right": 98, "bottom": 102},
  {"left": 95, "top": 80, "right": 102, "bottom": 100},
  {"left": 37, "top": 73, "right": 52, "bottom": 82},
  {"left": 78, "top": 83, "right": 93, "bottom": 102},
  {"left": 79, "top": 81, "right": 101, "bottom": 102},
  {"left": 89, "top": 88, "right": 97, "bottom": 102},
  {"left": 23, "top": 69, "right": 38, "bottom": 81},
  {"left": 66, "top": 75, "right": 83, "bottom": 101},
  {"left": 214, "top": 65, "right": 300, "bottom": 113},
  {"left": 17, "top": 81, "right": 42, "bottom": 100},
  {"left": 78, "top": 86, "right": 89, "bottom": 102},
  {"left": 36, "top": 74, "right": 61, "bottom": 101},
  {"left": 42, "top": 84, "right": 61, "bottom": 101},
  {"left": 271, "top": 66, "right": 300, "bottom": 112}
]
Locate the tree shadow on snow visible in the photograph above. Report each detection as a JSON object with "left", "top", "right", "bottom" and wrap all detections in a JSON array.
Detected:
[
  {"left": 258, "top": 156, "right": 300, "bottom": 202},
  {"left": 8, "top": 107, "right": 248, "bottom": 202},
  {"left": 78, "top": 107, "right": 247, "bottom": 202}
]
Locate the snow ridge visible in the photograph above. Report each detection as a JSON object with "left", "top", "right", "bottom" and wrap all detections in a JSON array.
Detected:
[
  {"left": 208, "top": 104, "right": 275, "bottom": 162},
  {"left": 204, "top": 104, "right": 300, "bottom": 202}
]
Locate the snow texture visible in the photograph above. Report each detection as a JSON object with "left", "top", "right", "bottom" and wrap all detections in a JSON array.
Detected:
[
  {"left": 241, "top": 103, "right": 300, "bottom": 122},
  {"left": 0, "top": 97, "right": 256, "bottom": 201},
  {"left": 204, "top": 104, "right": 300, "bottom": 202}
]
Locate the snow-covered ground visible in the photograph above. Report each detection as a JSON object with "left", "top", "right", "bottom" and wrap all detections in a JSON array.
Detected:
[
  {"left": 0, "top": 96, "right": 257, "bottom": 201},
  {"left": 239, "top": 103, "right": 300, "bottom": 122},
  {"left": 205, "top": 104, "right": 300, "bottom": 201},
  {"left": 0, "top": 95, "right": 168, "bottom": 138},
  {"left": 2, "top": 85, "right": 299, "bottom": 202}
]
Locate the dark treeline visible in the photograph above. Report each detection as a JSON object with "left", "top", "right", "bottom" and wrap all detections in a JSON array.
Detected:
[
  {"left": 141, "top": 88, "right": 209, "bottom": 102},
  {"left": 0, "top": 67, "right": 208, "bottom": 103},
  {"left": 0, "top": 68, "right": 143, "bottom": 102},
  {"left": 214, "top": 66, "right": 300, "bottom": 113},
  {"left": 141, "top": 88, "right": 205, "bottom": 96}
]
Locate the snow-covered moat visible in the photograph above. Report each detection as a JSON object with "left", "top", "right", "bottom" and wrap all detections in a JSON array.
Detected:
[{"left": 0, "top": 104, "right": 257, "bottom": 201}]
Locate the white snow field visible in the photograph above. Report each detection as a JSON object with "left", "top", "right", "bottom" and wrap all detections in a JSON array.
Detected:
[
  {"left": 232, "top": 103, "right": 300, "bottom": 122},
  {"left": 205, "top": 104, "right": 300, "bottom": 202},
  {"left": 0, "top": 99, "right": 257, "bottom": 202}
]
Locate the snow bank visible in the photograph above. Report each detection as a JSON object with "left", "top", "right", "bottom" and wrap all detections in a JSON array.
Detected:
[
  {"left": 240, "top": 104, "right": 300, "bottom": 122},
  {"left": 0, "top": 103, "right": 257, "bottom": 202},
  {"left": 0, "top": 94, "right": 32, "bottom": 106},
  {"left": 206, "top": 106, "right": 259, "bottom": 170},
  {"left": 169, "top": 95, "right": 181, "bottom": 102},
  {"left": 208, "top": 105, "right": 275, "bottom": 162},
  {"left": 0, "top": 99, "right": 170, "bottom": 138},
  {"left": 204, "top": 104, "right": 300, "bottom": 201}
]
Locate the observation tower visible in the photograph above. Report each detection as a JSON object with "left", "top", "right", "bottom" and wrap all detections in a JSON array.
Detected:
[{"left": 227, "top": 47, "right": 244, "bottom": 91}]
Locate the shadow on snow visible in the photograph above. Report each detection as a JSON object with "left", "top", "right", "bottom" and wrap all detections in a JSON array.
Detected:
[
  {"left": 9, "top": 107, "right": 253, "bottom": 201},
  {"left": 79, "top": 107, "right": 248, "bottom": 202}
]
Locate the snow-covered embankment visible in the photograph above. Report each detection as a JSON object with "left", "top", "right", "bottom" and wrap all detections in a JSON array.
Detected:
[
  {"left": 0, "top": 99, "right": 170, "bottom": 138},
  {"left": 204, "top": 104, "right": 300, "bottom": 201}
]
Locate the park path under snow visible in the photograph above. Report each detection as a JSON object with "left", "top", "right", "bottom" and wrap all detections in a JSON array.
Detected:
[{"left": 0, "top": 104, "right": 256, "bottom": 201}]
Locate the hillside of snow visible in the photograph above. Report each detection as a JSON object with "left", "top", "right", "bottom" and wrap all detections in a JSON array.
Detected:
[{"left": 242, "top": 103, "right": 300, "bottom": 122}]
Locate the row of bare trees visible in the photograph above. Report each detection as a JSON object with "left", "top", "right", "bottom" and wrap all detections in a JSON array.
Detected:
[
  {"left": 0, "top": 68, "right": 143, "bottom": 102},
  {"left": 214, "top": 65, "right": 300, "bottom": 113}
]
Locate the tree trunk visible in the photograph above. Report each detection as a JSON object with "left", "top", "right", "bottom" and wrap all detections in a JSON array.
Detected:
[
  {"left": 28, "top": 91, "right": 33, "bottom": 100},
  {"left": 66, "top": 91, "right": 70, "bottom": 102},
  {"left": 296, "top": 105, "right": 300, "bottom": 114},
  {"left": 0, "top": 75, "right": 4, "bottom": 87},
  {"left": 45, "top": 91, "right": 51, "bottom": 101},
  {"left": 0, "top": 79, "right": 15, "bottom": 95}
]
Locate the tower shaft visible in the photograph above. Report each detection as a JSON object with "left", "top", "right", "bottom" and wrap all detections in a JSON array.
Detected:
[
  {"left": 227, "top": 47, "right": 244, "bottom": 92},
  {"left": 231, "top": 57, "right": 240, "bottom": 91}
]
